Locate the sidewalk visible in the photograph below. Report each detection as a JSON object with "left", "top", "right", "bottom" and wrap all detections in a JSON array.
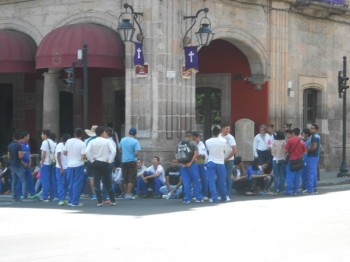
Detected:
[{"left": 318, "top": 169, "right": 350, "bottom": 187}]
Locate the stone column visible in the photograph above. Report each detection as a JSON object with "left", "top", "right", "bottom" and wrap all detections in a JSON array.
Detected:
[
  {"left": 124, "top": 0, "right": 192, "bottom": 165},
  {"left": 268, "top": 1, "right": 290, "bottom": 129},
  {"left": 42, "top": 68, "right": 60, "bottom": 135}
]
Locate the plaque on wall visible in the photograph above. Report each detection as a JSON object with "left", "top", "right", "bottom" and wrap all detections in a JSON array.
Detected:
[{"left": 234, "top": 118, "right": 255, "bottom": 162}]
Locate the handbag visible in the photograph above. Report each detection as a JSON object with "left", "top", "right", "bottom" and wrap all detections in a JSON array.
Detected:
[
  {"left": 47, "top": 140, "right": 56, "bottom": 166},
  {"left": 289, "top": 158, "right": 304, "bottom": 171},
  {"left": 287, "top": 139, "right": 304, "bottom": 171}
]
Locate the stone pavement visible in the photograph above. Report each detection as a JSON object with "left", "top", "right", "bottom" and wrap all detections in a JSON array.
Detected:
[{"left": 318, "top": 169, "right": 350, "bottom": 187}]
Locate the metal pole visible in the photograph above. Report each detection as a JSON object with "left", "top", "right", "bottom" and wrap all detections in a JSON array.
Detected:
[
  {"left": 83, "top": 44, "right": 88, "bottom": 130},
  {"left": 338, "top": 56, "right": 349, "bottom": 177}
]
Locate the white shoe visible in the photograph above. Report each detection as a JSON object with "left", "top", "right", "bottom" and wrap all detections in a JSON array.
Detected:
[
  {"left": 162, "top": 192, "right": 172, "bottom": 199},
  {"left": 203, "top": 196, "right": 209, "bottom": 201},
  {"left": 124, "top": 194, "right": 135, "bottom": 200}
]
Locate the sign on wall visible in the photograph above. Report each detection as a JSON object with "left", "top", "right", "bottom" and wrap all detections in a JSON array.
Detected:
[{"left": 135, "top": 63, "right": 148, "bottom": 77}]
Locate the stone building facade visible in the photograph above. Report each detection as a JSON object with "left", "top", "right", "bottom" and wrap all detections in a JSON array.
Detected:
[{"left": 0, "top": 0, "right": 349, "bottom": 169}]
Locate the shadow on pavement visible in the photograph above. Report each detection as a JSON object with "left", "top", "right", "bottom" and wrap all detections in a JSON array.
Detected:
[{"left": 0, "top": 184, "right": 349, "bottom": 216}]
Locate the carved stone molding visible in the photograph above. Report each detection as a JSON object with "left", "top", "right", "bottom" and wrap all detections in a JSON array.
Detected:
[
  {"left": 291, "top": 0, "right": 348, "bottom": 18},
  {"left": 246, "top": 75, "right": 269, "bottom": 90}
]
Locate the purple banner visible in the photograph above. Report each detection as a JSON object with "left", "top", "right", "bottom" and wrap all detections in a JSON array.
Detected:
[
  {"left": 184, "top": 46, "right": 199, "bottom": 72},
  {"left": 134, "top": 42, "right": 144, "bottom": 66},
  {"left": 319, "top": 0, "right": 345, "bottom": 4}
]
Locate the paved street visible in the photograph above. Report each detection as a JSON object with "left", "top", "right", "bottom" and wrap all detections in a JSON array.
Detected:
[{"left": 1, "top": 184, "right": 350, "bottom": 262}]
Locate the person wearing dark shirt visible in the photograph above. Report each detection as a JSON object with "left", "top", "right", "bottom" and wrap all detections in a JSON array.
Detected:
[
  {"left": 160, "top": 159, "right": 182, "bottom": 199},
  {"left": 20, "top": 131, "right": 37, "bottom": 199},
  {"left": 7, "top": 131, "right": 26, "bottom": 201},
  {"left": 305, "top": 123, "right": 321, "bottom": 194},
  {"left": 245, "top": 158, "right": 269, "bottom": 195}
]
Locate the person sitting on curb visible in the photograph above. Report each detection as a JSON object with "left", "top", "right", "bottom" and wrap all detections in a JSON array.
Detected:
[
  {"left": 160, "top": 159, "right": 183, "bottom": 199},
  {"left": 231, "top": 156, "right": 249, "bottom": 195},
  {"left": 245, "top": 158, "right": 271, "bottom": 195},
  {"left": 138, "top": 156, "right": 165, "bottom": 198}
]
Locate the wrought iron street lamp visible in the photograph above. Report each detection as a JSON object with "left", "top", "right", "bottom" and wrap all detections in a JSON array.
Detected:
[
  {"left": 183, "top": 8, "right": 214, "bottom": 47},
  {"left": 117, "top": 3, "right": 144, "bottom": 43}
]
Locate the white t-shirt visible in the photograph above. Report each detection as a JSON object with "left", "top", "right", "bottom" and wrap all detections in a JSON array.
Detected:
[
  {"left": 197, "top": 141, "right": 208, "bottom": 162},
  {"left": 147, "top": 165, "right": 165, "bottom": 184},
  {"left": 205, "top": 137, "right": 226, "bottom": 164},
  {"left": 219, "top": 133, "right": 237, "bottom": 160},
  {"left": 55, "top": 142, "right": 68, "bottom": 169},
  {"left": 64, "top": 137, "right": 86, "bottom": 168},
  {"left": 85, "top": 137, "right": 116, "bottom": 163},
  {"left": 253, "top": 133, "right": 272, "bottom": 157},
  {"left": 40, "top": 139, "right": 56, "bottom": 165}
]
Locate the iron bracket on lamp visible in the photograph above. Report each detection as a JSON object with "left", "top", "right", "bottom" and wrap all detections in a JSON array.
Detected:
[{"left": 183, "top": 7, "right": 214, "bottom": 47}]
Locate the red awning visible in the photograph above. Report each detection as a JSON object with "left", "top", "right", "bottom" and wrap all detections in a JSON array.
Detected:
[
  {"left": 0, "top": 30, "right": 37, "bottom": 73},
  {"left": 36, "top": 23, "right": 124, "bottom": 69}
]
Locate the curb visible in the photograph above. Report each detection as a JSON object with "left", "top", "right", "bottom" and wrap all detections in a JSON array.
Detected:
[{"left": 318, "top": 180, "right": 350, "bottom": 187}]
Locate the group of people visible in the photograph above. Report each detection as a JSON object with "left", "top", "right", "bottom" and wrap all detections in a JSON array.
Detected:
[
  {"left": 4, "top": 121, "right": 321, "bottom": 206},
  {"left": 5, "top": 126, "right": 130, "bottom": 206},
  {"left": 232, "top": 123, "right": 321, "bottom": 196},
  {"left": 173, "top": 122, "right": 321, "bottom": 203}
]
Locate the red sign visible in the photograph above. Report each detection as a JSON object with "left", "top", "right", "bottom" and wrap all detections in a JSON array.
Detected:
[
  {"left": 135, "top": 63, "right": 148, "bottom": 77},
  {"left": 182, "top": 65, "right": 192, "bottom": 79}
]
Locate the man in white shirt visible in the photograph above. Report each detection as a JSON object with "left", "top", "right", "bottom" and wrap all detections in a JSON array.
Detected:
[
  {"left": 55, "top": 133, "right": 71, "bottom": 206},
  {"left": 64, "top": 128, "right": 86, "bottom": 207},
  {"left": 206, "top": 126, "right": 228, "bottom": 203},
  {"left": 219, "top": 124, "right": 237, "bottom": 198},
  {"left": 253, "top": 124, "right": 272, "bottom": 174},
  {"left": 85, "top": 126, "right": 116, "bottom": 206},
  {"left": 40, "top": 129, "right": 56, "bottom": 202}
]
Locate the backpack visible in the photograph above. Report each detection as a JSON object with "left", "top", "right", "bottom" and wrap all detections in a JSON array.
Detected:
[{"left": 177, "top": 140, "right": 194, "bottom": 164}]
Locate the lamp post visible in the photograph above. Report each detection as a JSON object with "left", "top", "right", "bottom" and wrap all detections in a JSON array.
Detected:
[
  {"left": 77, "top": 44, "right": 89, "bottom": 129},
  {"left": 81, "top": 44, "right": 88, "bottom": 130},
  {"left": 337, "top": 56, "right": 349, "bottom": 177},
  {"left": 62, "top": 45, "right": 88, "bottom": 128}
]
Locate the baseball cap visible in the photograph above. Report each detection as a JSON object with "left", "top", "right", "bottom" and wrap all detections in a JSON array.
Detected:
[
  {"left": 129, "top": 127, "right": 137, "bottom": 135},
  {"left": 192, "top": 131, "right": 200, "bottom": 137}
]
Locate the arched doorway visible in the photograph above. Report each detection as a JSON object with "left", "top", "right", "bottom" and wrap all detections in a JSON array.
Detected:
[
  {"left": 0, "top": 29, "right": 37, "bottom": 154},
  {"left": 36, "top": 23, "right": 125, "bottom": 134},
  {"left": 197, "top": 39, "right": 269, "bottom": 138}
]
